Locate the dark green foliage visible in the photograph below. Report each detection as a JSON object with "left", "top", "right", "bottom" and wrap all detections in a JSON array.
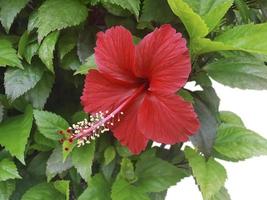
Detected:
[{"left": 0, "top": 0, "right": 267, "bottom": 199}]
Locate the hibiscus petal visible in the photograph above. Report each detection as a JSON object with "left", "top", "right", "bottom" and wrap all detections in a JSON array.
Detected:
[
  {"left": 138, "top": 93, "right": 200, "bottom": 144},
  {"left": 81, "top": 70, "right": 137, "bottom": 113},
  {"left": 112, "top": 95, "right": 148, "bottom": 155},
  {"left": 135, "top": 24, "right": 191, "bottom": 94},
  {"left": 95, "top": 26, "right": 136, "bottom": 84}
]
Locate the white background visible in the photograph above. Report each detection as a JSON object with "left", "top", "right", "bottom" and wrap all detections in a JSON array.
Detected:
[{"left": 166, "top": 81, "right": 267, "bottom": 200}]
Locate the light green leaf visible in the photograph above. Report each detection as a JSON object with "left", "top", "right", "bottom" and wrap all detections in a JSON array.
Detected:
[
  {"left": 101, "top": 0, "right": 140, "bottom": 18},
  {"left": 0, "top": 105, "right": 33, "bottom": 164},
  {"left": 25, "top": 72, "right": 55, "bottom": 109},
  {"left": 4, "top": 61, "right": 44, "bottom": 101},
  {"left": 72, "top": 142, "right": 95, "bottom": 182},
  {"left": 0, "top": 39, "right": 22, "bottom": 68},
  {"left": 0, "top": 159, "right": 21, "bottom": 181},
  {"left": 36, "top": 0, "right": 88, "bottom": 41},
  {"left": 0, "top": 180, "right": 16, "bottom": 200},
  {"left": 185, "top": 147, "right": 227, "bottom": 200},
  {"left": 219, "top": 111, "right": 244, "bottom": 126},
  {"left": 46, "top": 147, "right": 73, "bottom": 181},
  {"left": 58, "top": 30, "right": 77, "bottom": 60},
  {"left": 78, "top": 174, "right": 111, "bottom": 200},
  {"left": 74, "top": 54, "right": 96, "bottom": 75},
  {"left": 21, "top": 182, "right": 65, "bottom": 200},
  {"left": 104, "top": 146, "right": 116, "bottom": 166},
  {"left": 54, "top": 180, "right": 70, "bottom": 200},
  {"left": 213, "top": 124, "right": 267, "bottom": 161},
  {"left": 190, "top": 38, "right": 232, "bottom": 56},
  {"left": 204, "top": 57, "right": 267, "bottom": 90},
  {"left": 167, "top": 0, "right": 232, "bottom": 37},
  {"left": 0, "top": 0, "right": 30, "bottom": 33},
  {"left": 184, "top": 0, "right": 233, "bottom": 32},
  {"left": 140, "top": 0, "right": 176, "bottom": 23},
  {"left": 210, "top": 187, "right": 231, "bottom": 200},
  {"left": 135, "top": 155, "right": 188, "bottom": 193},
  {"left": 38, "top": 31, "right": 59, "bottom": 73},
  {"left": 167, "top": 0, "right": 209, "bottom": 38},
  {"left": 33, "top": 110, "right": 69, "bottom": 140},
  {"left": 215, "top": 23, "right": 267, "bottom": 55},
  {"left": 111, "top": 178, "right": 150, "bottom": 200}
]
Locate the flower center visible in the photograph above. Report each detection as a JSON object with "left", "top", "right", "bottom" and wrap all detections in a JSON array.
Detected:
[{"left": 59, "top": 84, "right": 146, "bottom": 147}]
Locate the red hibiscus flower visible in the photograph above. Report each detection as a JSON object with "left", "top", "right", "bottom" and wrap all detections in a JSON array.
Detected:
[{"left": 71, "top": 24, "right": 199, "bottom": 154}]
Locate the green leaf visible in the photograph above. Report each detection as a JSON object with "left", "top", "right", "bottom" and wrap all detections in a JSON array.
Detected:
[
  {"left": 33, "top": 110, "right": 69, "bottom": 140},
  {"left": 0, "top": 105, "right": 33, "bottom": 164},
  {"left": 24, "top": 72, "right": 55, "bottom": 109},
  {"left": 168, "top": 0, "right": 233, "bottom": 37},
  {"left": 4, "top": 61, "right": 44, "bottom": 101},
  {"left": 167, "top": 0, "right": 209, "bottom": 38},
  {"left": 205, "top": 57, "right": 267, "bottom": 90},
  {"left": 119, "top": 158, "right": 136, "bottom": 183},
  {"left": 219, "top": 111, "right": 244, "bottom": 126},
  {"left": 36, "top": 0, "right": 88, "bottom": 41},
  {"left": 21, "top": 182, "right": 65, "bottom": 200},
  {"left": 190, "top": 88, "right": 219, "bottom": 156},
  {"left": 210, "top": 187, "right": 231, "bottom": 200},
  {"left": 0, "top": 0, "right": 30, "bottom": 33},
  {"left": 33, "top": 131, "right": 57, "bottom": 152},
  {"left": 140, "top": 0, "right": 176, "bottom": 23},
  {"left": 27, "top": 152, "right": 50, "bottom": 178},
  {"left": 77, "top": 26, "right": 96, "bottom": 63},
  {"left": 27, "top": 10, "right": 38, "bottom": 32},
  {"left": 148, "top": 191, "right": 167, "bottom": 200},
  {"left": 78, "top": 174, "right": 111, "bottom": 200},
  {"left": 213, "top": 124, "right": 267, "bottom": 161},
  {"left": 72, "top": 142, "right": 95, "bottom": 182},
  {"left": 190, "top": 38, "right": 232, "bottom": 56},
  {"left": 184, "top": 147, "right": 227, "bottom": 200},
  {"left": 54, "top": 180, "right": 70, "bottom": 200},
  {"left": 46, "top": 147, "right": 73, "bottom": 181},
  {"left": 177, "top": 89, "right": 194, "bottom": 103},
  {"left": 0, "top": 103, "right": 3, "bottom": 123},
  {"left": 0, "top": 159, "right": 21, "bottom": 181},
  {"left": 195, "top": 23, "right": 267, "bottom": 55},
  {"left": 61, "top": 50, "right": 81, "bottom": 71},
  {"left": 115, "top": 141, "right": 132, "bottom": 157},
  {"left": 58, "top": 30, "right": 77, "bottom": 60},
  {"left": 24, "top": 42, "right": 39, "bottom": 64},
  {"left": 215, "top": 23, "right": 267, "bottom": 55},
  {"left": 38, "top": 31, "right": 59, "bottom": 73},
  {"left": 102, "top": 0, "right": 141, "bottom": 18},
  {"left": 184, "top": 0, "right": 233, "bottom": 32},
  {"left": 135, "top": 155, "right": 188, "bottom": 193},
  {"left": 0, "top": 39, "right": 22, "bottom": 68},
  {"left": 104, "top": 146, "right": 116, "bottom": 166},
  {"left": 74, "top": 54, "right": 96, "bottom": 75},
  {"left": 18, "top": 31, "right": 30, "bottom": 57},
  {"left": 111, "top": 178, "right": 150, "bottom": 200},
  {"left": 102, "top": 2, "right": 131, "bottom": 17},
  {"left": 0, "top": 180, "right": 16, "bottom": 200}
]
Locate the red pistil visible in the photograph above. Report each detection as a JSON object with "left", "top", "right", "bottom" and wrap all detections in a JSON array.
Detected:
[{"left": 72, "top": 84, "right": 146, "bottom": 141}]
